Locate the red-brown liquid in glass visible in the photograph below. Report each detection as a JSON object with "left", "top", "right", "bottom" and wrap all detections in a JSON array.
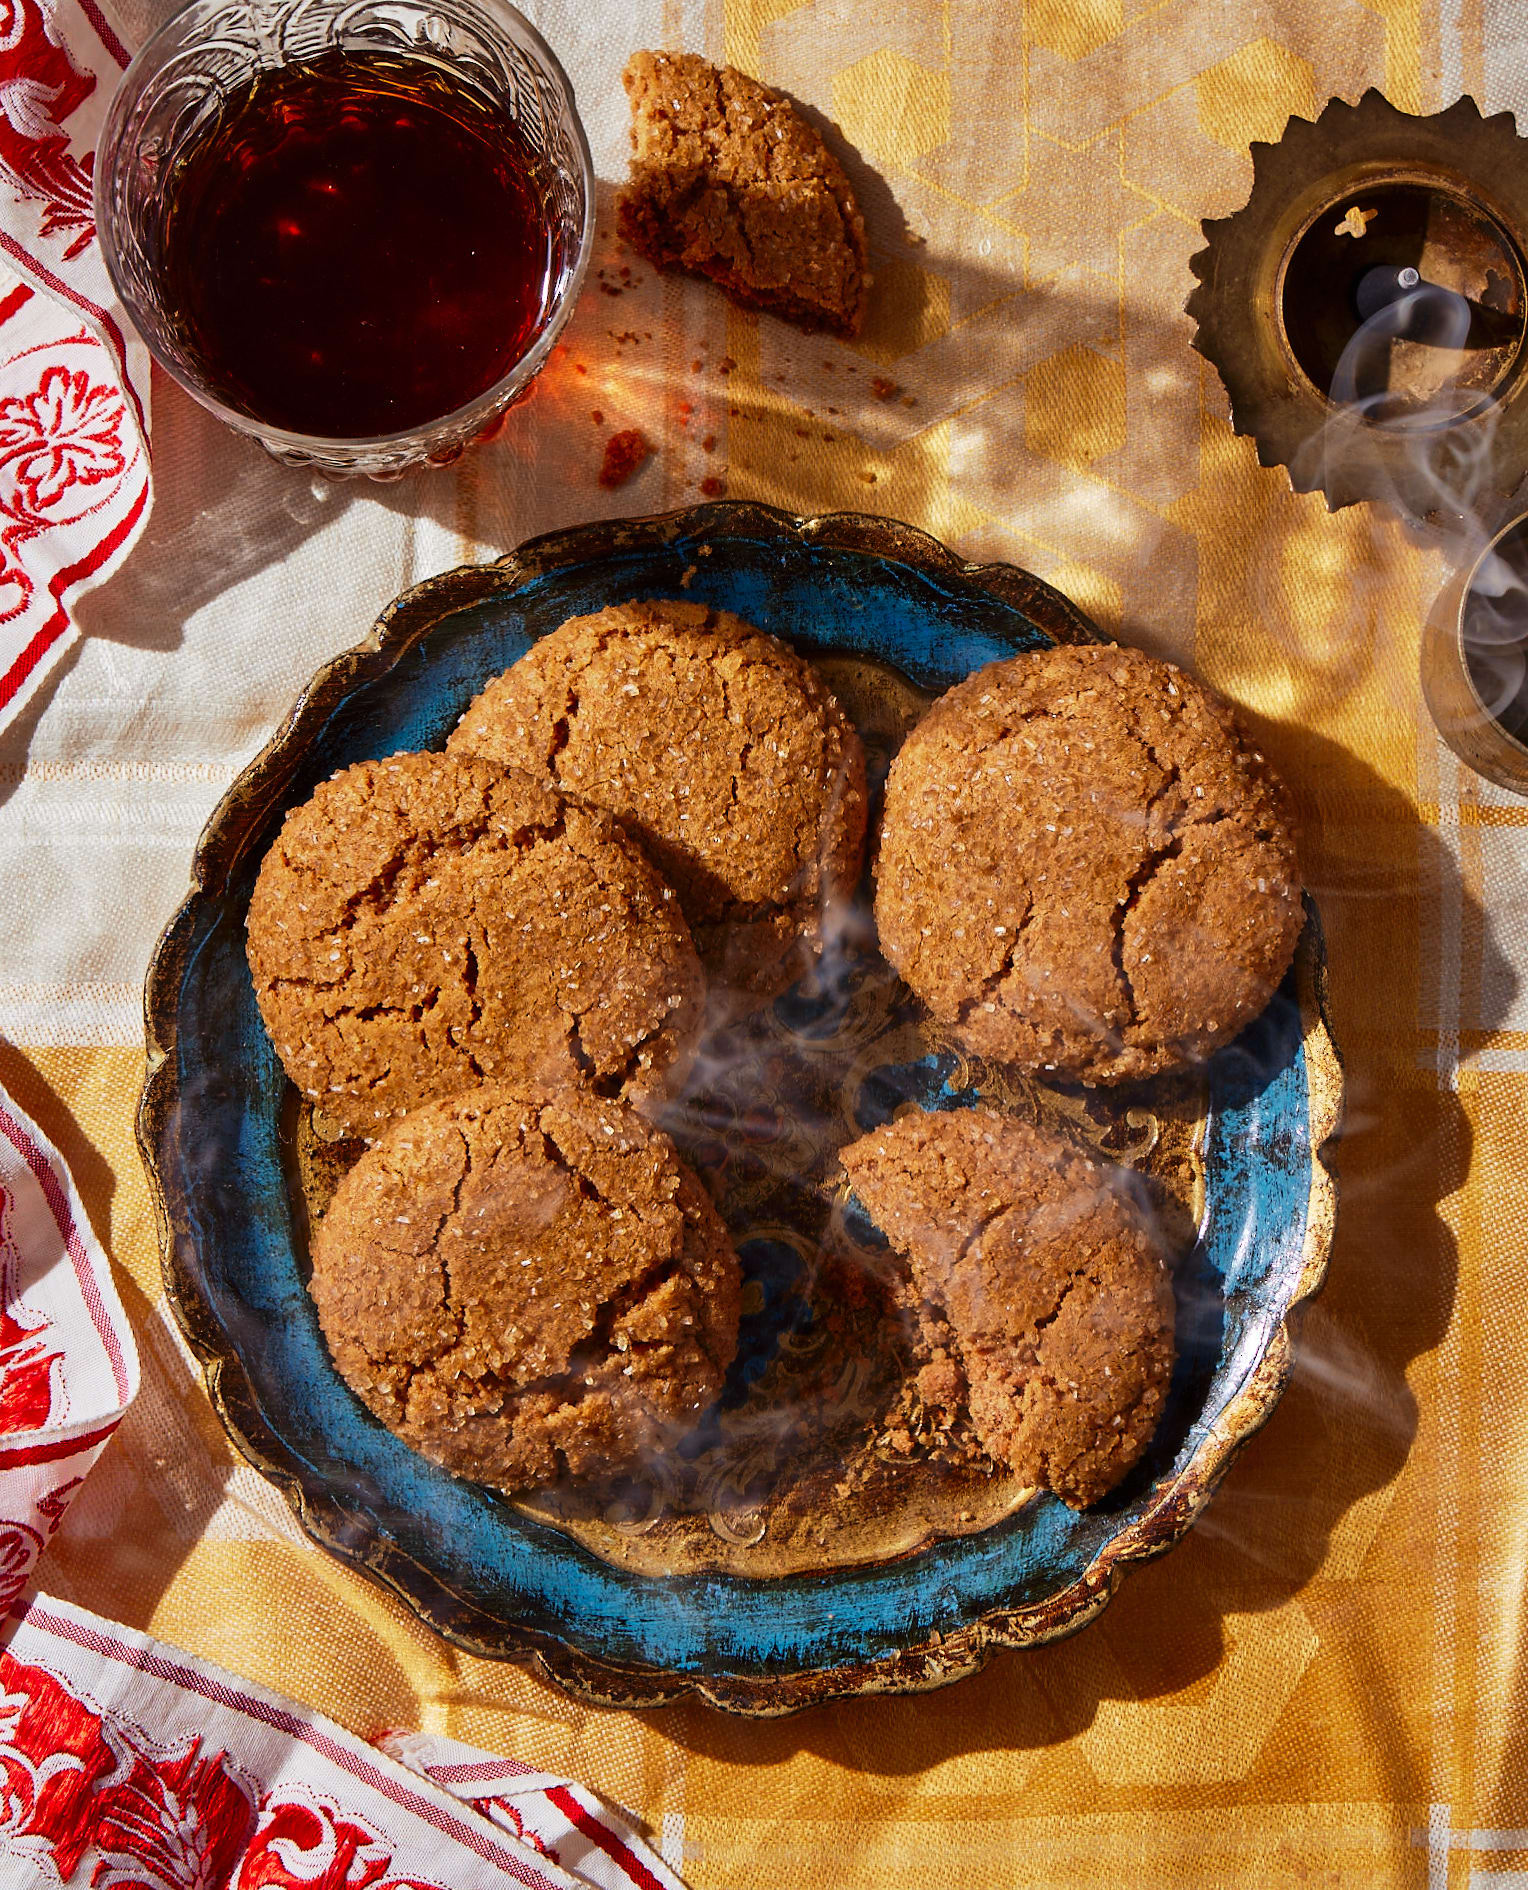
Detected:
[{"left": 160, "top": 50, "right": 555, "bottom": 439}]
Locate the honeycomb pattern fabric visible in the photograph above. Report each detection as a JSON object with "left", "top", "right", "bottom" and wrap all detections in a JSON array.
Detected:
[{"left": 3, "top": 0, "right": 1527, "bottom": 1885}]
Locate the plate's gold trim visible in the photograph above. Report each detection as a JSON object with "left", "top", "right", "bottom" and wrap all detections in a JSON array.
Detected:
[{"left": 138, "top": 500, "right": 1341, "bottom": 1716}]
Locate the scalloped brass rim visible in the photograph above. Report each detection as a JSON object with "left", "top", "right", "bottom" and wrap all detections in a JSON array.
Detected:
[
  {"left": 1186, "top": 88, "right": 1528, "bottom": 520},
  {"left": 137, "top": 499, "right": 1342, "bottom": 1716}
]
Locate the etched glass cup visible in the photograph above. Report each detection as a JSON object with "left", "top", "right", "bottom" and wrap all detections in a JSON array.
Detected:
[{"left": 94, "top": 0, "right": 593, "bottom": 478}]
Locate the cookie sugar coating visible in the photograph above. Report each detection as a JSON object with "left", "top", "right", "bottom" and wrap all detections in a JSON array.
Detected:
[
  {"left": 876, "top": 644, "right": 1303, "bottom": 1083},
  {"left": 618, "top": 50, "right": 869, "bottom": 337},
  {"left": 308, "top": 1085, "right": 742, "bottom": 1493},
  {"left": 449, "top": 600, "right": 868, "bottom": 999},
  {"left": 246, "top": 752, "right": 703, "bottom": 1138},
  {"left": 841, "top": 1106, "right": 1175, "bottom": 1509}
]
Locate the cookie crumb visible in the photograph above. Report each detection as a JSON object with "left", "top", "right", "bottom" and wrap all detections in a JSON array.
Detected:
[
  {"left": 870, "top": 375, "right": 900, "bottom": 401},
  {"left": 599, "top": 428, "right": 652, "bottom": 488}
]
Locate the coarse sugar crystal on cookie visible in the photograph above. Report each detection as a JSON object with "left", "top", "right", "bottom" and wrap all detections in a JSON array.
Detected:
[
  {"left": 875, "top": 643, "right": 1304, "bottom": 1084},
  {"left": 448, "top": 599, "right": 868, "bottom": 1002},
  {"left": 308, "top": 1084, "right": 743, "bottom": 1493},
  {"left": 618, "top": 50, "right": 869, "bottom": 337},
  {"left": 841, "top": 1105, "right": 1175, "bottom": 1509},
  {"left": 245, "top": 751, "right": 704, "bottom": 1139}
]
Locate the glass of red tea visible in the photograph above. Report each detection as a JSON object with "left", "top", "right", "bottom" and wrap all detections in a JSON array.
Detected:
[{"left": 95, "top": 0, "right": 593, "bottom": 476}]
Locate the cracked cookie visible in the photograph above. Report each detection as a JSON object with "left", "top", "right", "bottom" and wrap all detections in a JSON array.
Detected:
[
  {"left": 617, "top": 50, "right": 869, "bottom": 337},
  {"left": 875, "top": 644, "right": 1303, "bottom": 1084},
  {"left": 841, "top": 1106, "right": 1175, "bottom": 1509},
  {"left": 448, "top": 599, "right": 868, "bottom": 1002},
  {"left": 308, "top": 1083, "right": 742, "bottom": 1492},
  {"left": 246, "top": 751, "right": 704, "bottom": 1139}
]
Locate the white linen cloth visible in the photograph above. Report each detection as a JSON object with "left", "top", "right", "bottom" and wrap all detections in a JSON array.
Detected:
[
  {"left": 0, "top": 5, "right": 708, "bottom": 1877},
  {"left": 0, "top": 0, "right": 721, "bottom": 1051}
]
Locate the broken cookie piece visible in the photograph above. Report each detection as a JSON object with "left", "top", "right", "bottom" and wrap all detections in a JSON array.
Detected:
[
  {"left": 599, "top": 426, "right": 652, "bottom": 489},
  {"left": 841, "top": 1106, "right": 1176, "bottom": 1509},
  {"left": 618, "top": 50, "right": 869, "bottom": 337},
  {"left": 309, "top": 1084, "right": 742, "bottom": 1492}
]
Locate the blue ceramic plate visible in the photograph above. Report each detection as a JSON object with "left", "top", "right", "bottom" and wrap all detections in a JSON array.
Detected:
[{"left": 140, "top": 502, "right": 1341, "bottom": 1714}]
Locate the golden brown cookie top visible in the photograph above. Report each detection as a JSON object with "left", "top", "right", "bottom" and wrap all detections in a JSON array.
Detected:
[
  {"left": 308, "top": 1083, "right": 742, "bottom": 1494},
  {"left": 840, "top": 1105, "right": 1175, "bottom": 1509},
  {"left": 448, "top": 599, "right": 868, "bottom": 1001},
  {"left": 875, "top": 643, "right": 1304, "bottom": 1084},
  {"left": 618, "top": 50, "right": 869, "bottom": 337},
  {"left": 246, "top": 750, "right": 704, "bottom": 1138}
]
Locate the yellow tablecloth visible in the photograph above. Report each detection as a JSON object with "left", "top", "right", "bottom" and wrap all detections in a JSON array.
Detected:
[{"left": 3, "top": 0, "right": 1524, "bottom": 1882}]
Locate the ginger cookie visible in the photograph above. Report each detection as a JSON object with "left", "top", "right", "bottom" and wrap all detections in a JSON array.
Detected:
[
  {"left": 876, "top": 644, "right": 1303, "bottom": 1084},
  {"left": 841, "top": 1106, "right": 1175, "bottom": 1509},
  {"left": 246, "top": 751, "right": 703, "bottom": 1138},
  {"left": 308, "top": 1084, "right": 742, "bottom": 1493},
  {"left": 448, "top": 599, "right": 868, "bottom": 1002},
  {"left": 618, "top": 50, "right": 869, "bottom": 337}
]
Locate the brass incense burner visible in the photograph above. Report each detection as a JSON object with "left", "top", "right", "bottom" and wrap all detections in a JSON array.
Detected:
[{"left": 1187, "top": 90, "right": 1528, "bottom": 523}]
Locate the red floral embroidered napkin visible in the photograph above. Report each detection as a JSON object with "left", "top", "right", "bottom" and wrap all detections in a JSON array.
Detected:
[
  {"left": 1, "top": 1593, "right": 686, "bottom": 1887},
  {"left": 0, "top": 0, "right": 150, "bottom": 728},
  {"left": 379, "top": 1732, "right": 686, "bottom": 1890},
  {"left": 0, "top": 1083, "right": 138, "bottom": 1605}
]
